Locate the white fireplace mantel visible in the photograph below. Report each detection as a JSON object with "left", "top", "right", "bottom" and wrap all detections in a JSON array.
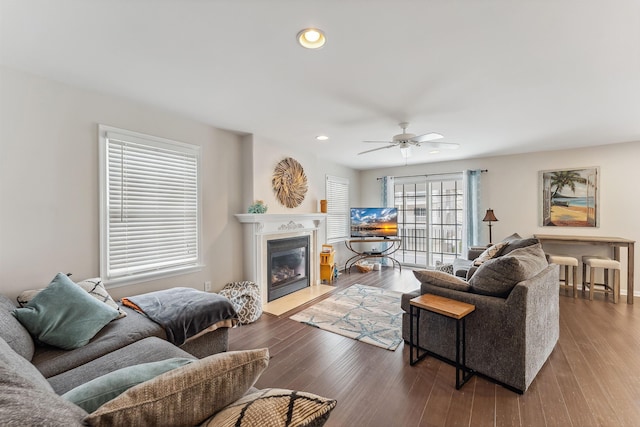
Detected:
[{"left": 235, "top": 213, "right": 327, "bottom": 304}]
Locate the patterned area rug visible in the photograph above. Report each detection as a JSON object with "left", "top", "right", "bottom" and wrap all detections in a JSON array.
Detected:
[{"left": 289, "top": 284, "right": 404, "bottom": 351}]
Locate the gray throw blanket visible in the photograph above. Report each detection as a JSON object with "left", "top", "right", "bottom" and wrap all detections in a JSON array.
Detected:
[{"left": 122, "top": 287, "right": 238, "bottom": 346}]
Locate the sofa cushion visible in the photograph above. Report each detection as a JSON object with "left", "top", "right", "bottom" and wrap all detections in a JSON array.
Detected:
[
  {"left": 413, "top": 270, "right": 470, "bottom": 292},
  {"left": 202, "top": 388, "right": 337, "bottom": 427},
  {"left": 62, "top": 357, "right": 194, "bottom": 413},
  {"left": 32, "top": 304, "right": 165, "bottom": 379},
  {"left": 400, "top": 289, "right": 421, "bottom": 313},
  {"left": 0, "top": 365, "right": 88, "bottom": 426},
  {"left": 468, "top": 243, "right": 548, "bottom": 297},
  {"left": 17, "top": 277, "right": 126, "bottom": 319},
  {"left": 498, "top": 237, "right": 540, "bottom": 256},
  {"left": 84, "top": 348, "right": 270, "bottom": 427},
  {"left": 13, "top": 273, "right": 119, "bottom": 350},
  {"left": 48, "top": 336, "right": 197, "bottom": 395},
  {"left": 0, "top": 336, "right": 52, "bottom": 393},
  {"left": 473, "top": 241, "right": 508, "bottom": 266},
  {"left": 0, "top": 337, "right": 87, "bottom": 426},
  {"left": 501, "top": 232, "right": 522, "bottom": 242},
  {"left": 0, "top": 295, "right": 34, "bottom": 361}
]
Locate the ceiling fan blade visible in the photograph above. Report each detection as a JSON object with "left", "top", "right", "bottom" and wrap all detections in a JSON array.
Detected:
[
  {"left": 424, "top": 141, "right": 460, "bottom": 150},
  {"left": 358, "top": 144, "right": 397, "bottom": 155},
  {"left": 362, "top": 140, "right": 394, "bottom": 144},
  {"left": 411, "top": 132, "right": 444, "bottom": 143}
]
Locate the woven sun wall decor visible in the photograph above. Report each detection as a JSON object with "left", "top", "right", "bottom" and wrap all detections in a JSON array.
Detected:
[{"left": 272, "top": 157, "right": 308, "bottom": 208}]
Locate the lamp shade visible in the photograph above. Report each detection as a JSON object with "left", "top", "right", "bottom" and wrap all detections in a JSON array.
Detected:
[{"left": 483, "top": 209, "right": 498, "bottom": 222}]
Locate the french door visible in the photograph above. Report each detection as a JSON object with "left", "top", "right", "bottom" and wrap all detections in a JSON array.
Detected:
[{"left": 394, "top": 175, "right": 464, "bottom": 268}]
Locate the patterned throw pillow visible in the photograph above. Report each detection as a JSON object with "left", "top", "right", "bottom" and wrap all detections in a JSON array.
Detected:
[
  {"left": 473, "top": 241, "right": 509, "bottom": 266},
  {"left": 218, "top": 281, "right": 262, "bottom": 325},
  {"left": 17, "top": 277, "right": 126, "bottom": 319},
  {"left": 434, "top": 261, "right": 454, "bottom": 275},
  {"left": 201, "top": 388, "right": 337, "bottom": 427},
  {"left": 76, "top": 278, "right": 126, "bottom": 319},
  {"left": 84, "top": 349, "right": 270, "bottom": 426}
]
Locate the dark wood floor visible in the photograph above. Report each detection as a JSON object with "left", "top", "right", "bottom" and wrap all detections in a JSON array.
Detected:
[{"left": 228, "top": 267, "right": 640, "bottom": 427}]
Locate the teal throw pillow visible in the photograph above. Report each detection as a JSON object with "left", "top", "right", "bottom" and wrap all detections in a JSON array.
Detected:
[
  {"left": 62, "top": 358, "right": 194, "bottom": 413},
  {"left": 13, "top": 273, "right": 119, "bottom": 350}
]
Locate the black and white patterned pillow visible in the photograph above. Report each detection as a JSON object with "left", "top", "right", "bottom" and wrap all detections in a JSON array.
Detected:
[
  {"left": 201, "top": 388, "right": 337, "bottom": 427},
  {"left": 218, "top": 281, "right": 262, "bottom": 325},
  {"left": 434, "top": 261, "right": 454, "bottom": 275}
]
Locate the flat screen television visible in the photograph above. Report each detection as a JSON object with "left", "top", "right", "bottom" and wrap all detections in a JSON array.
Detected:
[{"left": 350, "top": 207, "right": 399, "bottom": 238}]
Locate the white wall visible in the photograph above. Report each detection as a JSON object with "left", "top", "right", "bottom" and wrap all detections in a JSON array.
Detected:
[
  {"left": 359, "top": 141, "right": 640, "bottom": 296},
  {"left": 0, "top": 67, "right": 247, "bottom": 301},
  {"left": 246, "top": 135, "right": 360, "bottom": 215},
  {"left": 6, "top": 65, "right": 633, "bottom": 300},
  {"left": 245, "top": 135, "right": 361, "bottom": 268},
  {"left": 0, "top": 67, "right": 361, "bottom": 300}
]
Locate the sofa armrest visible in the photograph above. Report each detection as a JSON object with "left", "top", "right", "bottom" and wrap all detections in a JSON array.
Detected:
[
  {"left": 467, "top": 246, "right": 487, "bottom": 260},
  {"left": 452, "top": 258, "right": 473, "bottom": 278}
]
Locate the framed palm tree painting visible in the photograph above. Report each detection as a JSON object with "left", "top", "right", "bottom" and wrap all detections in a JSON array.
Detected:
[{"left": 540, "top": 167, "right": 599, "bottom": 227}]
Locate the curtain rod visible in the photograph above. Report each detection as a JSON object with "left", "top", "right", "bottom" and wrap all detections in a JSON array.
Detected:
[{"left": 376, "top": 169, "right": 488, "bottom": 180}]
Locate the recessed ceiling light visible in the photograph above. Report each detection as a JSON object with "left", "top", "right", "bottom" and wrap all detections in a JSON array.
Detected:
[
  {"left": 316, "top": 135, "right": 329, "bottom": 141},
  {"left": 297, "top": 28, "right": 326, "bottom": 49}
]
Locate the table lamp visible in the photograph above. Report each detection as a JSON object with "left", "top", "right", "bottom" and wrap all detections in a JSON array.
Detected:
[{"left": 482, "top": 209, "right": 498, "bottom": 244}]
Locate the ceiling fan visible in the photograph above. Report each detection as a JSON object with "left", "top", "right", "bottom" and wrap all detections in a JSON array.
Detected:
[{"left": 358, "top": 122, "right": 459, "bottom": 157}]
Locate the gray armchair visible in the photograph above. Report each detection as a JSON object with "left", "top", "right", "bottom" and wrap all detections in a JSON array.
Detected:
[{"left": 402, "top": 243, "right": 559, "bottom": 393}]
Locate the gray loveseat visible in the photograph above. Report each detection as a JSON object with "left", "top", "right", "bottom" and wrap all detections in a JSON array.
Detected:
[{"left": 401, "top": 240, "right": 560, "bottom": 393}]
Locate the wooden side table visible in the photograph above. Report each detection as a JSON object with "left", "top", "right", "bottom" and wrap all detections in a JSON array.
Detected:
[{"left": 409, "top": 293, "right": 476, "bottom": 390}]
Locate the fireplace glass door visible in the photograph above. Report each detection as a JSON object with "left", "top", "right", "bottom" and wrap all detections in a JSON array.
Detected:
[{"left": 267, "top": 236, "right": 310, "bottom": 301}]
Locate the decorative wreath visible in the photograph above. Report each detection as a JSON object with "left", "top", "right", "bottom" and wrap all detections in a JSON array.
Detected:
[{"left": 272, "top": 157, "right": 308, "bottom": 208}]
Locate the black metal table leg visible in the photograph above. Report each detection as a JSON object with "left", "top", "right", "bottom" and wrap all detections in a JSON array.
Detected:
[
  {"left": 409, "top": 304, "right": 427, "bottom": 365},
  {"left": 455, "top": 316, "right": 474, "bottom": 389}
]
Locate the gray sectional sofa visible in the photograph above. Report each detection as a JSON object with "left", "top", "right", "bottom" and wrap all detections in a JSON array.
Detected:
[
  {"left": 0, "top": 293, "right": 226, "bottom": 419},
  {"left": 402, "top": 240, "right": 560, "bottom": 393},
  {"left": 0, "top": 291, "right": 336, "bottom": 426}
]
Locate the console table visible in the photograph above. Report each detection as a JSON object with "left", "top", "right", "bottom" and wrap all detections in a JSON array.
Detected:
[
  {"left": 534, "top": 234, "right": 635, "bottom": 304},
  {"left": 344, "top": 238, "right": 402, "bottom": 272}
]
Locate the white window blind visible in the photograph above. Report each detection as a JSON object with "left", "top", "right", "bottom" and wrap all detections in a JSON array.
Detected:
[
  {"left": 326, "top": 175, "right": 349, "bottom": 241},
  {"left": 99, "top": 126, "right": 202, "bottom": 285}
]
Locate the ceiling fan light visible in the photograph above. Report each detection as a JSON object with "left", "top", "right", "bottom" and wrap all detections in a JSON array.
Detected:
[
  {"left": 297, "top": 28, "right": 326, "bottom": 49},
  {"left": 400, "top": 146, "right": 412, "bottom": 158}
]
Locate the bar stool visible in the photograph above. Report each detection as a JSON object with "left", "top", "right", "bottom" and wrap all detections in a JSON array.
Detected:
[
  {"left": 582, "top": 256, "right": 621, "bottom": 303},
  {"left": 547, "top": 254, "right": 579, "bottom": 298}
]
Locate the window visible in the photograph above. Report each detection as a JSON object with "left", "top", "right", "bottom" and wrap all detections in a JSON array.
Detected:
[
  {"left": 325, "top": 175, "right": 349, "bottom": 242},
  {"left": 99, "top": 125, "right": 202, "bottom": 286},
  {"left": 394, "top": 174, "right": 463, "bottom": 267}
]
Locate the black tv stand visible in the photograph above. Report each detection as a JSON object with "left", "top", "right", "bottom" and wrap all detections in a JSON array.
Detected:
[{"left": 345, "top": 238, "right": 402, "bottom": 273}]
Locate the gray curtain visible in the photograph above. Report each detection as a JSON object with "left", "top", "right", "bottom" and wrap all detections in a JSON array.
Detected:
[
  {"left": 381, "top": 176, "right": 394, "bottom": 207},
  {"left": 379, "top": 176, "right": 395, "bottom": 265},
  {"left": 463, "top": 170, "right": 482, "bottom": 255}
]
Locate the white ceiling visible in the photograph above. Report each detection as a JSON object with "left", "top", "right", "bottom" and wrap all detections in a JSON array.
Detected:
[{"left": 2, "top": 0, "right": 639, "bottom": 170}]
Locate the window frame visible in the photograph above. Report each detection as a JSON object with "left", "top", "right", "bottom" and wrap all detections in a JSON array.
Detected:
[
  {"left": 394, "top": 173, "right": 464, "bottom": 267},
  {"left": 99, "top": 125, "right": 203, "bottom": 287},
  {"left": 325, "top": 175, "right": 350, "bottom": 243}
]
